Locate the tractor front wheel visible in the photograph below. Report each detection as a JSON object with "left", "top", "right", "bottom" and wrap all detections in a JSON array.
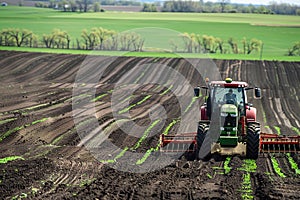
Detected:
[
  {"left": 197, "top": 123, "right": 210, "bottom": 160},
  {"left": 246, "top": 123, "right": 260, "bottom": 159}
]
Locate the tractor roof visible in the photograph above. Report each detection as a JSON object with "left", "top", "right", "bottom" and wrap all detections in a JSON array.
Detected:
[{"left": 210, "top": 80, "right": 249, "bottom": 88}]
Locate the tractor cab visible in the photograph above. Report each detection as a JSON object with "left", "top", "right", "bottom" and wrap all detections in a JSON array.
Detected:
[{"left": 194, "top": 78, "right": 261, "bottom": 121}]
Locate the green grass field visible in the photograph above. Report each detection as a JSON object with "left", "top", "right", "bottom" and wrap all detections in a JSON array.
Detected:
[{"left": 0, "top": 6, "right": 300, "bottom": 61}]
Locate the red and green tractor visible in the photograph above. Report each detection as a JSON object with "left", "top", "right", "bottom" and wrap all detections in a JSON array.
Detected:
[{"left": 160, "top": 78, "right": 300, "bottom": 160}]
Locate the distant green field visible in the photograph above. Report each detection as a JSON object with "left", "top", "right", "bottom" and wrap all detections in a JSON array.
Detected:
[{"left": 0, "top": 6, "right": 300, "bottom": 60}]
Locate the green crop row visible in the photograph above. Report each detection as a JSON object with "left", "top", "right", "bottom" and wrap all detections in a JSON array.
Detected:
[
  {"left": 286, "top": 153, "right": 300, "bottom": 175},
  {"left": 131, "top": 119, "right": 161, "bottom": 150},
  {"left": 292, "top": 127, "right": 300, "bottom": 135},
  {"left": 136, "top": 119, "right": 179, "bottom": 165},
  {"left": 0, "top": 117, "right": 49, "bottom": 142},
  {"left": 118, "top": 95, "right": 152, "bottom": 114},
  {"left": 31, "top": 118, "right": 48, "bottom": 125},
  {"left": 92, "top": 88, "right": 115, "bottom": 102},
  {"left": 240, "top": 173, "right": 254, "bottom": 200},
  {"left": 100, "top": 119, "right": 160, "bottom": 163},
  {"left": 160, "top": 85, "right": 173, "bottom": 96},
  {"left": 0, "top": 126, "right": 23, "bottom": 142},
  {"left": 184, "top": 96, "right": 200, "bottom": 113},
  {"left": 238, "top": 159, "right": 257, "bottom": 200},
  {"left": 0, "top": 156, "right": 24, "bottom": 164},
  {"left": 238, "top": 159, "right": 257, "bottom": 173},
  {"left": 274, "top": 126, "right": 281, "bottom": 135},
  {"left": 211, "top": 156, "right": 232, "bottom": 175},
  {"left": 0, "top": 117, "right": 17, "bottom": 125},
  {"left": 86, "top": 80, "right": 197, "bottom": 164},
  {"left": 271, "top": 156, "right": 286, "bottom": 178},
  {"left": 135, "top": 91, "right": 203, "bottom": 164},
  {"left": 224, "top": 157, "right": 232, "bottom": 174},
  {"left": 92, "top": 93, "right": 108, "bottom": 102},
  {"left": 100, "top": 85, "right": 194, "bottom": 163}
]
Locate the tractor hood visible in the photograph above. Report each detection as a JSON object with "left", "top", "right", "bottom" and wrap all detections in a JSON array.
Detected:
[{"left": 221, "top": 104, "right": 238, "bottom": 117}]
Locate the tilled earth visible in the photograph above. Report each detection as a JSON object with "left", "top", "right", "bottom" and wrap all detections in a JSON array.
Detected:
[{"left": 0, "top": 51, "right": 299, "bottom": 199}]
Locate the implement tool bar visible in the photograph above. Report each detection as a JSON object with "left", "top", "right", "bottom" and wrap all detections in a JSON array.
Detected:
[{"left": 260, "top": 132, "right": 300, "bottom": 153}]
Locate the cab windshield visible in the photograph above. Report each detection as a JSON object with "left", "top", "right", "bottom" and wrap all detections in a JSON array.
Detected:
[{"left": 211, "top": 87, "right": 246, "bottom": 114}]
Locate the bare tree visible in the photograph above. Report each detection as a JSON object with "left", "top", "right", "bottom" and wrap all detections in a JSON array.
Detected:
[
  {"left": 242, "top": 37, "right": 262, "bottom": 54},
  {"left": 81, "top": 29, "right": 96, "bottom": 49},
  {"left": 83, "top": 0, "right": 88, "bottom": 12},
  {"left": 228, "top": 37, "right": 238, "bottom": 54},
  {"left": 42, "top": 33, "right": 55, "bottom": 48},
  {"left": 93, "top": 2, "right": 101, "bottom": 12},
  {"left": 191, "top": 33, "right": 202, "bottom": 53},
  {"left": 119, "top": 32, "right": 144, "bottom": 51},
  {"left": 169, "top": 40, "right": 179, "bottom": 52},
  {"left": 24, "top": 33, "right": 38, "bottom": 47},
  {"left": 1, "top": 28, "right": 33, "bottom": 47},
  {"left": 109, "top": 34, "right": 119, "bottom": 50},
  {"left": 76, "top": 0, "right": 83, "bottom": 12},
  {"left": 57, "top": 30, "right": 71, "bottom": 49},
  {"left": 69, "top": 0, "right": 78, "bottom": 12},
  {"left": 220, "top": 0, "right": 230, "bottom": 13},
  {"left": 202, "top": 35, "right": 212, "bottom": 52},
  {"left": 288, "top": 41, "right": 300, "bottom": 56},
  {"left": 75, "top": 0, "right": 92, "bottom": 12},
  {"left": 91, "top": 27, "right": 116, "bottom": 50},
  {"left": 215, "top": 37, "right": 223, "bottom": 53},
  {"left": 180, "top": 32, "right": 193, "bottom": 53},
  {"left": 120, "top": 32, "right": 130, "bottom": 51},
  {"left": 42, "top": 29, "right": 71, "bottom": 49},
  {"left": 130, "top": 33, "right": 144, "bottom": 51},
  {"left": 0, "top": 29, "right": 13, "bottom": 46}
]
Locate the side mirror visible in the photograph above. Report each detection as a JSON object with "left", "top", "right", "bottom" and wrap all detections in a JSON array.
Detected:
[
  {"left": 254, "top": 87, "right": 261, "bottom": 98},
  {"left": 194, "top": 87, "right": 200, "bottom": 97}
]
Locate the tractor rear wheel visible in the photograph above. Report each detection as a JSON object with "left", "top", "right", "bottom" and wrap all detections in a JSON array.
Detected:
[
  {"left": 246, "top": 124, "right": 260, "bottom": 159},
  {"left": 197, "top": 123, "right": 210, "bottom": 160}
]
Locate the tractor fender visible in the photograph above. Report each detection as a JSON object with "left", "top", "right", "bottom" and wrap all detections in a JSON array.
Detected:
[
  {"left": 246, "top": 106, "right": 257, "bottom": 123},
  {"left": 200, "top": 105, "right": 209, "bottom": 120}
]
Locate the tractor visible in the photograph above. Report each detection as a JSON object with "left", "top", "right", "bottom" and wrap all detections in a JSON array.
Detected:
[{"left": 160, "top": 78, "right": 300, "bottom": 160}]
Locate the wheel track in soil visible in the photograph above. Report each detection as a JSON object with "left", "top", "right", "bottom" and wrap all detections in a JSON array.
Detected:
[{"left": 0, "top": 51, "right": 299, "bottom": 199}]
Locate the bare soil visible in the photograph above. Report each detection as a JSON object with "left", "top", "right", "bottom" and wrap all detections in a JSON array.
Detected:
[{"left": 0, "top": 51, "right": 299, "bottom": 199}]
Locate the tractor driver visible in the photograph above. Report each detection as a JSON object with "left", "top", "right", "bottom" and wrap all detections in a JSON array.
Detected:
[{"left": 223, "top": 89, "right": 237, "bottom": 104}]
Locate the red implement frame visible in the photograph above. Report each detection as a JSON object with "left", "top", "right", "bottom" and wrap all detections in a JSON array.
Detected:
[
  {"left": 160, "top": 132, "right": 300, "bottom": 154},
  {"left": 260, "top": 132, "right": 300, "bottom": 153},
  {"left": 160, "top": 133, "right": 197, "bottom": 153}
]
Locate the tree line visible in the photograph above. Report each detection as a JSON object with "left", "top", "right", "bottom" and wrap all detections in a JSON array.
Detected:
[
  {"left": 35, "top": 0, "right": 104, "bottom": 12},
  {"left": 35, "top": 0, "right": 141, "bottom": 12},
  {"left": 1, "top": 28, "right": 299, "bottom": 56},
  {"left": 32, "top": 0, "right": 300, "bottom": 15},
  {"left": 172, "top": 32, "right": 262, "bottom": 55},
  {"left": 0, "top": 28, "right": 144, "bottom": 51},
  {"left": 159, "top": 0, "right": 300, "bottom": 15}
]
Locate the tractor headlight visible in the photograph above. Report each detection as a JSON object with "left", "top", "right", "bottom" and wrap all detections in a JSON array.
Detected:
[{"left": 220, "top": 127, "right": 224, "bottom": 131}]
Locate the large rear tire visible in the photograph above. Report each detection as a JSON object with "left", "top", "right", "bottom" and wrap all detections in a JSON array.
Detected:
[
  {"left": 196, "top": 122, "right": 210, "bottom": 160},
  {"left": 246, "top": 123, "right": 260, "bottom": 159}
]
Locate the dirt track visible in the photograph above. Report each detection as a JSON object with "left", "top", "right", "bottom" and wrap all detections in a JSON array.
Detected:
[{"left": 0, "top": 51, "right": 299, "bottom": 199}]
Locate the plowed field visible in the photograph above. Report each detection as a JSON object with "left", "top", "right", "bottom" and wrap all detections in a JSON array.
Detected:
[{"left": 0, "top": 51, "right": 299, "bottom": 199}]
